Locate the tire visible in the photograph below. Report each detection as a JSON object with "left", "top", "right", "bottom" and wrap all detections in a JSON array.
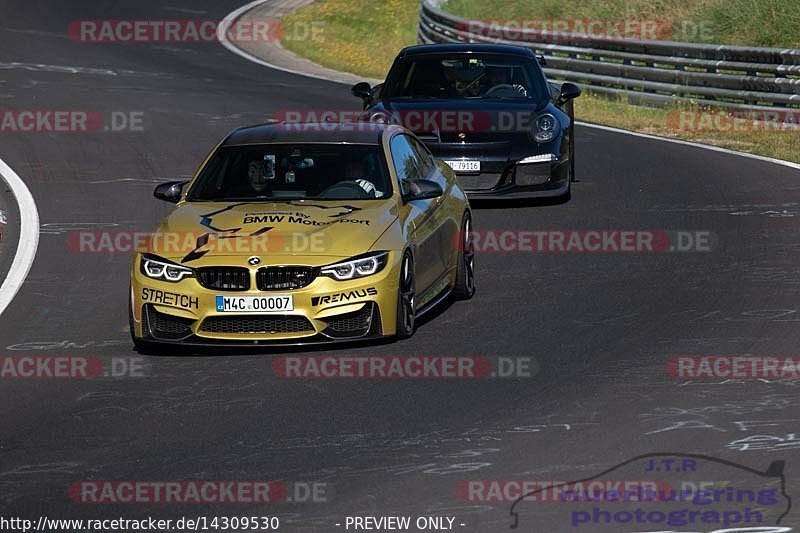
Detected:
[
  {"left": 452, "top": 212, "right": 476, "bottom": 300},
  {"left": 569, "top": 119, "right": 576, "bottom": 182},
  {"left": 555, "top": 117, "right": 574, "bottom": 202},
  {"left": 395, "top": 251, "right": 416, "bottom": 339}
]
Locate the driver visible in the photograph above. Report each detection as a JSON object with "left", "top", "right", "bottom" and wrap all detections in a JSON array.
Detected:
[
  {"left": 248, "top": 160, "right": 269, "bottom": 193},
  {"left": 345, "top": 159, "right": 383, "bottom": 198},
  {"left": 483, "top": 66, "right": 528, "bottom": 97}
]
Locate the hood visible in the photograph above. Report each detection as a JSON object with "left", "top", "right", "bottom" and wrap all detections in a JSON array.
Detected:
[
  {"left": 150, "top": 199, "right": 398, "bottom": 264},
  {"left": 373, "top": 98, "right": 551, "bottom": 141},
  {"left": 380, "top": 98, "right": 546, "bottom": 113}
]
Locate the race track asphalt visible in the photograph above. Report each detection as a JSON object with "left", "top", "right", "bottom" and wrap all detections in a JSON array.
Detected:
[{"left": 1, "top": 1, "right": 799, "bottom": 531}]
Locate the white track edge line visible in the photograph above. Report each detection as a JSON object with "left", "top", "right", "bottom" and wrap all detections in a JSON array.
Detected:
[
  {"left": 576, "top": 121, "right": 800, "bottom": 171},
  {"left": 219, "top": 1, "right": 800, "bottom": 172},
  {"left": 0, "top": 156, "right": 39, "bottom": 317},
  {"left": 217, "top": 0, "right": 344, "bottom": 84}
]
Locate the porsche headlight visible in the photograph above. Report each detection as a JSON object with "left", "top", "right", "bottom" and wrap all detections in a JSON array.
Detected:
[
  {"left": 140, "top": 254, "right": 194, "bottom": 282},
  {"left": 320, "top": 252, "right": 389, "bottom": 281},
  {"left": 531, "top": 113, "right": 559, "bottom": 143}
]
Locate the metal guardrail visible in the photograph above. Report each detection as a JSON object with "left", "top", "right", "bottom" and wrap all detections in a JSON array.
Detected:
[{"left": 418, "top": 0, "right": 800, "bottom": 112}]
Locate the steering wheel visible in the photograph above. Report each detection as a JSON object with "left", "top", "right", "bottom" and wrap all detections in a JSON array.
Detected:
[
  {"left": 320, "top": 180, "right": 372, "bottom": 199},
  {"left": 484, "top": 84, "right": 518, "bottom": 97}
]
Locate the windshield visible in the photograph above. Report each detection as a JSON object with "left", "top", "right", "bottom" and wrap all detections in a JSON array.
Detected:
[
  {"left": 383, "top": 53, "right": 549, "bottom": 102},
  {"left": 187, "top": 143, "right": 392, "bottom": 202}
]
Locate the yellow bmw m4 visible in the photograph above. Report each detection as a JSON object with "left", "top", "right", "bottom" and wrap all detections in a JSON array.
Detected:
[{"left": 129, "top": 122, "right": 474, "bottom": 350}]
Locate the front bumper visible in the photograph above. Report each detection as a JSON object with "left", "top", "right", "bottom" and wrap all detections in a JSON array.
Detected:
[
  {"left": 130, "top": 252, "right": 402, "bottom": 346},
  {"left": 431, "top": 143, "right": 570, "bottom": 199},
  {"left": 458, "top": 154, "right": 570, "bottom": 199}
]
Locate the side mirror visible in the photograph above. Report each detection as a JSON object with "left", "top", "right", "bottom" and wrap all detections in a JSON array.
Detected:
[
  {"left": 403, "top": 179, "right": 443, "bottom": 202},
  {"left": 557, "top": 82, "right": 581, "bottom": 106},
  {"left": 351, "top": 82, "right": 373, "bottom": 108},
  {"left": 536, "top": 55, "right": 547, "bottom": 66},
  {"left": 154, "top": 180, "right": 188, "bottom": 203}
]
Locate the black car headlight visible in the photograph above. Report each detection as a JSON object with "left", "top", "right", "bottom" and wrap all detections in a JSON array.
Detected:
[
  {"left": 140, "top": 253, "right": 194, "bottom": 282},
  {"left": 320, "top": 251, "right": 389, "bottom": 281},
  {"left": 531, "top": 113, "right": 559, "bottom": 144}
]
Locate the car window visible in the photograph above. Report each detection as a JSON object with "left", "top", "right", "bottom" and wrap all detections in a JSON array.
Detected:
[
  {"left": 187, "top": 143, "right": 392, "bottom": 201},
  {"left": 389, "top": 134, "right": 423, "bottom": 184},
  {"left": 407, "top": 136, "right": 434, "bottom": 177},
  {"left": 384, "top": 53, "right": 550, "bottom": 103},
  {"left": 407, "top": 136, "right": 447, "bottom": 190}
]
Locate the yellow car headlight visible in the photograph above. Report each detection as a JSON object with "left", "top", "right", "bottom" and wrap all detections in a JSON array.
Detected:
[
  {"left": 320, "top": 251, "right": 389, "bottom": 281},
  {"left": 140, "top": 253, "right": 194, "bottom": 282}
]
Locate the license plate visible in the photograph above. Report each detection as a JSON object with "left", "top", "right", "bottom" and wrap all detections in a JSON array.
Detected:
[
  {"left": 215, "top": 295, "right": 293, "bottom": 313},
  {"left": 445, "top": 160, "right": 481, "bottom": 173}
]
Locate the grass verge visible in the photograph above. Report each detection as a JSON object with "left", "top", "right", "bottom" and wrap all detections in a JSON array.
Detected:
[
  {"left": 281, "top": 0, "right": 419, "bottom": 79},
  {"left": 576, "top": 93, "right": 799, "bottom": 162},
  {"left": 444, "top": 0, "right": 800, "bottom": 47}
]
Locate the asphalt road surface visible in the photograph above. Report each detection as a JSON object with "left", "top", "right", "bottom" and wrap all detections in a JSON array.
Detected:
[{"left": 1, "top": 1, "right": 799, "bottom": 531}]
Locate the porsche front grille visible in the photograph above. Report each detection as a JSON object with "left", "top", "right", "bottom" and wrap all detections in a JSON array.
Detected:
[
  {"left": 256, "top": 266, "right": 316, "bottom": 290},
  {"left": 456, "top": 173, "right": 501, "bottom": 191}
]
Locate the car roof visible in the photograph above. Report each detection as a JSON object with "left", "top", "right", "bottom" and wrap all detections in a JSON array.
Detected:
[
  {"left": 398, "top": 43, "right": 535, "bottom": 58},
  {"left": 222, "top": 122, "right": 392, "bottom": 146}
]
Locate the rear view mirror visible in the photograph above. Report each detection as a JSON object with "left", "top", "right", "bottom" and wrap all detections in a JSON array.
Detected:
[
  {"left": 557, "top": 82, "right": 581, "bottom": 106},
  {"left": 351, "top": 82, "right": 373, "bottom": 108},
  {"left": 154, "top": 180, "right": 188, "bottom": 203},
  {"left": 403, "top": 179, "right": 443, "bottom": 202}
]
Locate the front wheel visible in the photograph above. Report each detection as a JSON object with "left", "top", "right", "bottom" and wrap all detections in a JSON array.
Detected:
[
  {"left": 452, "top": 212, "right": 475, "bottom": 300},
  {"left": 395, "top": 251, "right": 416, "bottom": 339}
]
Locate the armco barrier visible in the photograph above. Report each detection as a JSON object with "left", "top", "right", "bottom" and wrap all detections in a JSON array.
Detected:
[{"left": 418, "top": 0, "right": 800, "bottom": 112}]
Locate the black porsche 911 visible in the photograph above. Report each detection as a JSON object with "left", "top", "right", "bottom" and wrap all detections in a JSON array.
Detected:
[{"left": 352, "top": 44, "right": 581, "bottom": 200}]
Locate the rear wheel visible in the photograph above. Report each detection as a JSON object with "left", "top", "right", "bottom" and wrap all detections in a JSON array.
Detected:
[
  {"left": 452, "top": 212, "right": 475, "bottom": 300},
  {"left": 395, "top": 251, "right": 415, "bottom": 339}
]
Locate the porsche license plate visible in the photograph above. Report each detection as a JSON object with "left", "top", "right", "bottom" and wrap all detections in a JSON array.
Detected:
[
  {"left": 216, "top": 295, "right": 293, "bottom": 313},
  {"left": 445, "top": 160, "right": 481, "bottom": 173}
]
